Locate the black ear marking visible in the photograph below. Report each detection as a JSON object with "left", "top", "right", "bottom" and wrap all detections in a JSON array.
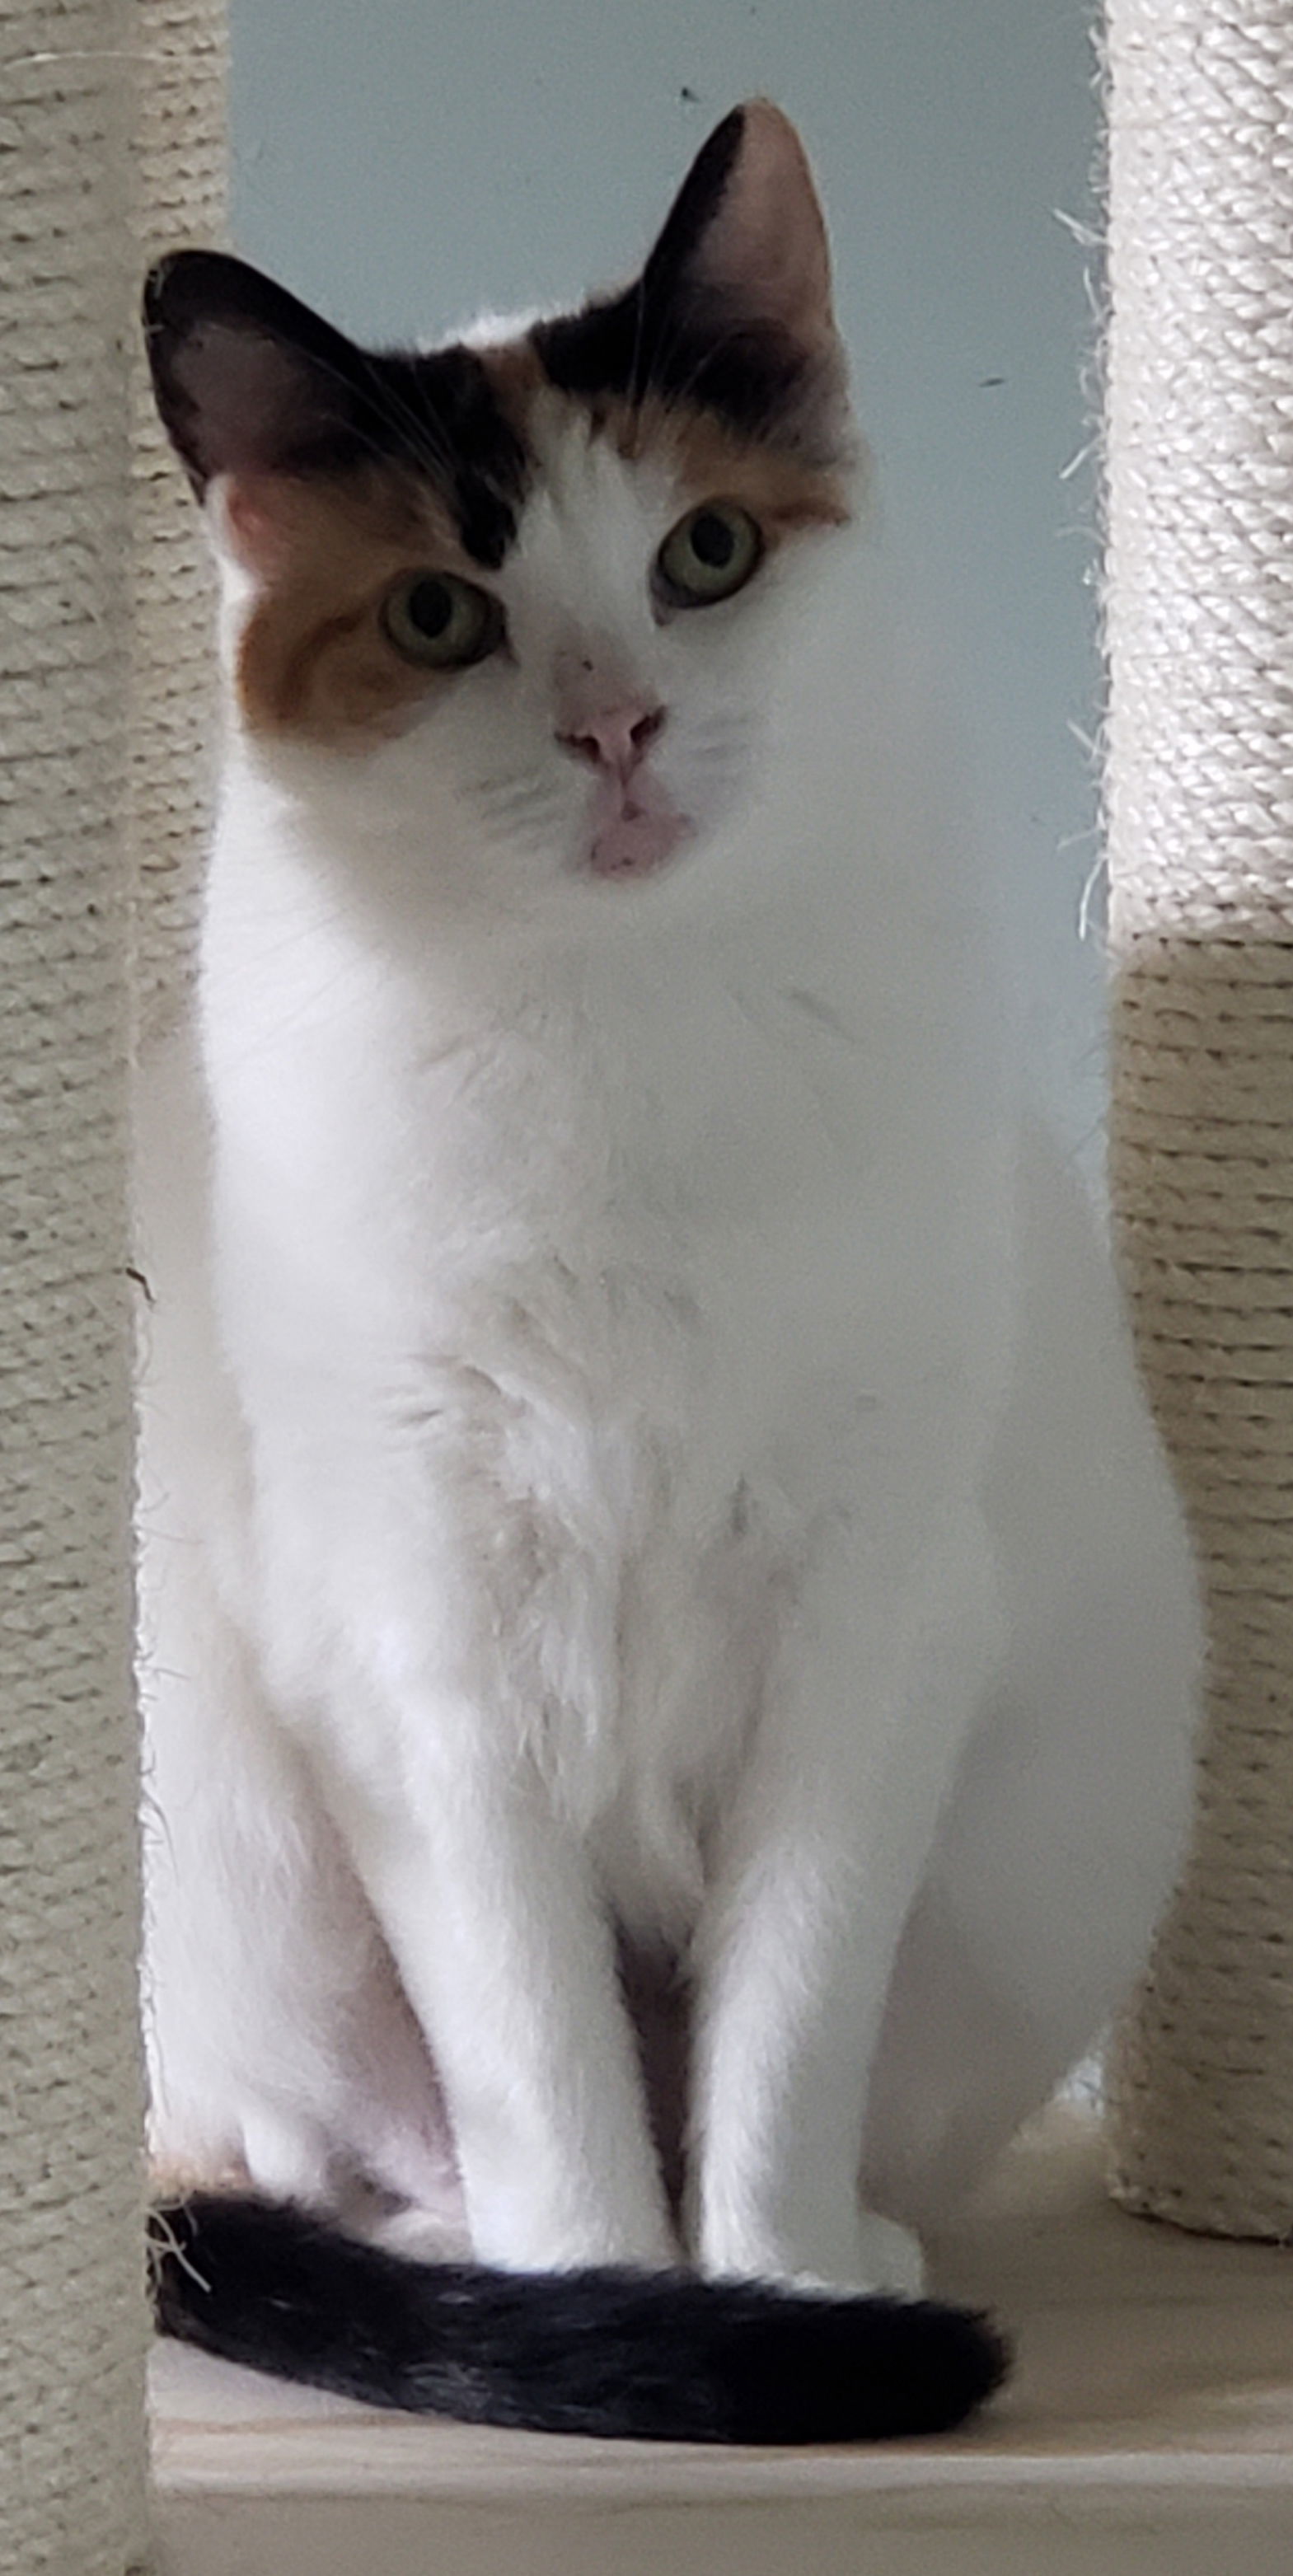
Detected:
[
  {"left": 143, "top": 251, "right": 530, "bottom": 569},
  {"left": 532, "top": 102, "right": 849, "bottom": 464},
  {"left": 143, "top": 252, "right": 388, "bottom": 494},
  {"left": 639, "top": 105, "right": 750, "bottom": 318}
]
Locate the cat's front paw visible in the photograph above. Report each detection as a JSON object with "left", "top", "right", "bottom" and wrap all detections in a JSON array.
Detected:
[
  {"left": 780, "top": 2211, "right": 927, "bottom": 2302},
  {"left": 703, "top": 2204, "right": 927, "bottom": 2302}
]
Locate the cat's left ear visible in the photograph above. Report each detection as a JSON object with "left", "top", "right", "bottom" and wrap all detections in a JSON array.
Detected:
[
  {"left": 647, "top": 101, "right": 838, "bottom": 370},
  {"left": 143, "top": 251, "right": 385, "bottom": 494},
  {"left": 537, "top": 102, "right": 850, "bottom": 465},
  {"left": 143, "top": 251, "right": 396, "bottom": 574}
]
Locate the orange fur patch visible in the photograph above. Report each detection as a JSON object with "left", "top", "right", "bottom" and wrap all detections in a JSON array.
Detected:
[
  {"left": 236, "top": 468, "right": 500, "bottom": 744},
  {"left": 588, "top": 390, "right": 855, "bottom": 539}
]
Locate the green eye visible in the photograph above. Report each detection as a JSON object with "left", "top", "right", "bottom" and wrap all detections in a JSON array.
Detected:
[
  {"left": 654, "top": 502, "right": 763, "bottom": 609},
  {"left": 382, "top": 571, "right": 504, "bottom": 669}
]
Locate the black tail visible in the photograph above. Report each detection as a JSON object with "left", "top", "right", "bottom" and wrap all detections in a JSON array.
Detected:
[{"left": 152, "top": 2194, "right": 1009, "bottom": 2443}]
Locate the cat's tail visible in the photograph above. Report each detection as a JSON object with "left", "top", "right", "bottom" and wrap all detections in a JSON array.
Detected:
[{"left": 151, "top": 2194, "right": 1009, "bottom": 2443}]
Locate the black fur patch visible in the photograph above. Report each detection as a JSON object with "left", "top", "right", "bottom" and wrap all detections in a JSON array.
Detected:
[
  {"left": 143, "top": 252, "right": 528, "bottom": 569},
  {"left": 532, "top": 107, "right": 834, "bottom": 454},
  {"left": 152, "top": 2194, "right": 1010, "bottom": 2445}
]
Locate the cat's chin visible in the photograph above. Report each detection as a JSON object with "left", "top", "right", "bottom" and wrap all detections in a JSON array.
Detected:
[
  {"left": 588, "top": 813, "right": 691, "bottom": 883},
  {"left": 583, "top": 776, "right": 691, "bottom": 883}
]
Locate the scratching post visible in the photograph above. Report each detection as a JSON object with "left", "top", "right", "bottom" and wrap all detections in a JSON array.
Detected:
[
  {"left": 129, "top": 0, "right": 227, "bottom": 1038},
  {"left": 1103, "top": 2, "right": 1293, "bottom": 2234},
  {"left": 0, "top": 3, "right": 150, "bottom": 2567},
  {"left": 1, "top": 2, "right": 227, "bottom": 2565}
]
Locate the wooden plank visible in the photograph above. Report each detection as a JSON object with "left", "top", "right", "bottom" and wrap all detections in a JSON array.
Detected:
[
  {"left": 151, "top": 2106, "right": 1293, "bottom": 2572},
  {"left": 153, "top": 2483, "right": 1293, "bottom": 2576}
]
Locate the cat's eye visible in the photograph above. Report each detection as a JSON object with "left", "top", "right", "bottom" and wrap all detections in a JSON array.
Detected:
[
  {"left": 382, "top": 571, "right": 505, "bottom": 670},
  {"left": 654, "top": 503, "right": 763, "bottom": 609}
]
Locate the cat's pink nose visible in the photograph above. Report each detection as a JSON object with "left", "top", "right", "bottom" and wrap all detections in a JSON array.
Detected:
[{"left": 557, "top": 703, "right": 667, "bottom": 780}]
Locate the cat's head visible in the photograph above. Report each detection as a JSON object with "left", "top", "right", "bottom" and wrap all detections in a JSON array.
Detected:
[{"left": 146, "top": 102, "right": 859, "bottom": 932}]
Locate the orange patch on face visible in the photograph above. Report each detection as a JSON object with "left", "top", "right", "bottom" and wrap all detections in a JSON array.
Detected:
[
  {"left": 235, "top": 467, "right": 503, "bottom": 745},
  {"left": 600, "top": 394, "right": 857, "bottom": 540}
]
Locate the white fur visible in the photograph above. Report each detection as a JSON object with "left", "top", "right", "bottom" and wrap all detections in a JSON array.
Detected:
[{"left": 138, "top": 387, "right": 1200, "bottom": 2297}]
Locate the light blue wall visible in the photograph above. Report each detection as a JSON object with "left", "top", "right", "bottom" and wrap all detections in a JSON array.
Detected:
[{"left": 230, "top": 0, "right": 1103, "bottom": 1140}]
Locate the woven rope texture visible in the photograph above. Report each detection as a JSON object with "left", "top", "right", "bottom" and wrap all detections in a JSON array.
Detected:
[
  {"left": 129, "top": 0, "right": 227, "bottom": 1044},
  {"left": 0, "top": 2, "right": 152, "bottom": 2566},
  {"left": 1103, "top": 2, "right": 1293, "bottom": 2234}
]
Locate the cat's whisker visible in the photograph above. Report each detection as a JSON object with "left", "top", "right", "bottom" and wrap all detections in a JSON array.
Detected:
[{"left": 463, "top": 762, "right": 566, "bottom": 813}]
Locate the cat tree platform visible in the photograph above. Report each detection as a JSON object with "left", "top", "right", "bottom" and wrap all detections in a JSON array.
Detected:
[{"left": 150, "top": 2102, "right": 1293, "bottom": 2575}]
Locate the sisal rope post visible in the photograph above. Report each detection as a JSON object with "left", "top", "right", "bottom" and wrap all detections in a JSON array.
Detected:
[
  {"left": 1103, "top": 2, "right": 1293, "bottom": 2234},
  {"left": 0, "top": 3, "right": 152, "bottom": 2566},
  {"left": 129, "top": 0, "right": 227, "bottom": 1042}
]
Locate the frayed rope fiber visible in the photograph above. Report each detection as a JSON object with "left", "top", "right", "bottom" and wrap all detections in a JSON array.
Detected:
[{"left": 1103, "top": 1, "right": 1293, "bottom": 2236}]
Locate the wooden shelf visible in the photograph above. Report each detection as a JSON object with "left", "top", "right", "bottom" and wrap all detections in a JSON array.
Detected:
[{"left": 151, "top": 2104, "right": 1293, "bottom": 2574}]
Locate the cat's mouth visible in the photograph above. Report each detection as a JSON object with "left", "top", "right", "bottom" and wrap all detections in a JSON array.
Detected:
[{"left": 585, "top": 774, "right": 691, "bottom": 883}]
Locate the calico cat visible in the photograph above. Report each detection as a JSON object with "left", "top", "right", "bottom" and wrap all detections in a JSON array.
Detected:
[{"left": 139, "top": 100, "right": 1199, "bottom": 2442}]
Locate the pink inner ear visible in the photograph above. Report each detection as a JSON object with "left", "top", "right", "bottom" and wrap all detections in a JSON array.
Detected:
[
  {"left": 215, "top": 472, "right": 296, "bottom": 579},
  {"left": 693, "top": 101, "right": 835, "bottom": 354}
]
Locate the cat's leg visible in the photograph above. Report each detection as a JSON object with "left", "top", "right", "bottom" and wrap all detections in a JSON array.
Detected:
[
  {"left": 863, "top": 1125, "right": 1201, "bottom": 2228},
  {"left": 140, "top": 1421, "right": 457, "bottom": 2227},
  {"left": 863, "top": 1577, "right": 1197, "bottom": 2229},
  {"left": 691, "top": 1513, "right": 999, "bottom": 2299},
  {"left": 862, "top": 1515, "right": 1198, "bottom": 2229},
  {"left": 311, "top": 1703, "right": 677, "bottom": 2274},
  {"left": 144, "top": 1588, "right": 343, "bottom": 2204},
  {"left": 137, "top": 1029, "right": 461, "bottom": 2236},
  {"left": 143, "top": 1568, "right": 459, "bottom": 2227}
]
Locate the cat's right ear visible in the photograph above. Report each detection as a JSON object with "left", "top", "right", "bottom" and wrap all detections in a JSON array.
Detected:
[{"left": 143, "top": 252, "right": 381, "bottom": 564}]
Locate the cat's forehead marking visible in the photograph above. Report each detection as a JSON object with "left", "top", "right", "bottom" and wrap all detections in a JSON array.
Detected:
[
  {"left": 394, "top": 342, "right": 531, "bottom": 568},
  {"left": 599, "top": 396, "right": 855, "bottom": 535},
  {"left": 513, "top": 389, "right": 854, "bottom": 560},
  {"left": 499, "top": 402, "right": 675, "bottom": 638},
  {"left": 530, "top": 290, "right": 812, "bottom": 452},
  {"left": 476, "top": 344, "right": 855, "bottom": 554}
]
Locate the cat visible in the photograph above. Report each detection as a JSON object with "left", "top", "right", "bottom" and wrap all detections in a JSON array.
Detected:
[{"left": 138, "top": 99, "right": 1200, "bottom": 2443}]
